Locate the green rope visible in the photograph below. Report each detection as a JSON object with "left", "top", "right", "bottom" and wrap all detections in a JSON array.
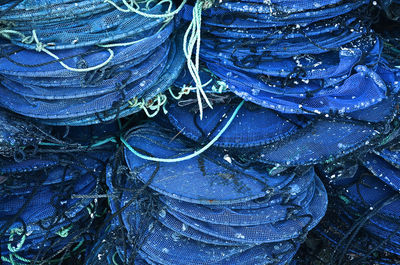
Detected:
[
  {"left": 211, "top": 80, "right": 228, "bottom": 93},
  {"left": 202, "top": 67, "right": 229, "bottom": 93},
  {"left": 121, "top": 100, "right": 244, "bottom": 163},
  {"left": 169, "top": 79, "right": 212, "bottom": 100},
  {"left": 3, "top": 228, "right": 30, "bottom": 265},
  {"left": 8, "top": 228, "right": 26, "bottom": 253},
  {"left": 1, "top": 255, "right": 29, "bottom": 265},
  {"left": 0, "top": 30, "right": 114, "bottom": 73},
  {"left": 56, "top": 225, "right": 73, "bottom": 238},
  {"left": 2, "top": 228, "right": 86, "bottom": 265},
  {"left": 128, "top": 93, "right": 168, "bottom": 117},
  {"left": 112, "top": 252, "right": 121, "bottom": 265},
  {"left": 11, "top": 253, "right": 30, "bottom": 264}
]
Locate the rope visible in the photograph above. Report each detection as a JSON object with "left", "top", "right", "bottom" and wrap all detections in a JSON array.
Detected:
[
  {"left": 0, "top": 29, "right": 114, "bottom": 73},
  {"left": 2, "top": 228, "right": 30, "bottom": 265},
  {"left": 128, "top": 93, "right": 168, "bottom": 117},
  {"left": 183, "top": 0, "right": 215, "bottom": 119},
  {"left": 169, "top": 79, "right": 213, "bottom": 100},
  {"left": 121, "top": 100, "right": 244, "bottom": 162},
  {"left": 7, "top": 228, "right": 26, "bottom": 253},
  {"left": 56, "top": 225, "right": 73, "bottom": 238}
]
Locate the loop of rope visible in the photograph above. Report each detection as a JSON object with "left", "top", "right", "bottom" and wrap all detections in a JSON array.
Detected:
[
  {"left": 0, "top": 29, "right": 114, "bottom": 73},
  {"left": 56, "top": 225, "right": 73, "bottom": 238},
  {"left": 169, "top": 78, "right": 213, "bottom": 100},
  {"left": 128, "top": 93, "right": 168, "bottom": 117},
  {"left": 2, "top": 228, "right": 30, "bottom": 265},
  {"left": 121, "top": 100, "right": 244, "bottom": 163},
  {"left": 7, "top": 228, "right": 25, "bottom": 253}
]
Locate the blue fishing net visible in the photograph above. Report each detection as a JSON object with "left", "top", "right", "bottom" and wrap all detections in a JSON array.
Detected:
[
  {"left": 123, "top": 122, "right": 296, "bottom": 204},
  {"left": 311, "top": 147, "right": 400, "bottom": 264},
  {"left": 202, "top": 0, "right": 369, "bottom": 28},
  {"left": 0, "top": 1, "right": 186, "bottom": 125},
  {"left": 158, "top": 177, "right": 325, "bottom": 245},
  {"left": 110, "top": 119, "right": 328, "bottom": 264},
  {"left": 167, "top": 99, "right": 310, "bottom": 148},
  {"left": 0, "top": 111, "right": 117, "bottom": 264},
  {"left": 0, "top": 108, "right": 48, "bottom": 158},
  {"left": 0, "top": 0, "right": 399, "bottom": 264},
  {"left": 241, "top": 94, "right": 398, "bottom": 166},
  {"left": 0, "top": 151, "right": 109, "bottom": 264},
  {"left": 0, "top": 32, "right": 185, "bottom": 125},
  {"left": 172, "top": 0, "right": 399, "bottom": 122},
  {"left": 0, "top": 1, "right": 172, "bottom": 50}
]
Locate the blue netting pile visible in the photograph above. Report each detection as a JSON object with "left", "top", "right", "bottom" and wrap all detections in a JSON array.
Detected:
[
  {"left": 0, "top": 108, "right": 119, "bottom": 264},
  {"left": 162, "top": 0, "right": 400, "bottom": 264},
  {"left": 0, "top": 108, "right": 48, "bottom": 158},
  {"left": 309, "top": 137, "right": 400, "bottom": 264},
  {"left": 189, "top": 0, "right": 396, "bottom": 115},
  {"left": 0, "top": 0, "right": 185, "bottom": 125},
  {"left": 379, "top": 0, "right": 400, "bottom": 20},
  {"left": 0, "top": 140, "right": 114, "bottom": 264},
  {"left": 101, "top": 122, "right": 327, "bottom": 264},
  {"left": 169, "top": 0, "right": 400, "bottom": 167},
  {"left": 0, "top": 0, "right": 400, "bottom": 264}
]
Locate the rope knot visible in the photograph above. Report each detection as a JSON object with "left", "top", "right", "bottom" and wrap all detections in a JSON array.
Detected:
[
  {"left": 35, "top": 42, "right": 45, "bottom": 52},
  {"left": 202, "top": 0, "right": 215, "bottom": 9}
]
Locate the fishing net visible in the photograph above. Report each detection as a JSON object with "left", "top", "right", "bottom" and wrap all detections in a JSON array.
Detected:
[
  {"left": 0, "top": 1, "right": 178, "bottom": 49},
  {"left": 0, "top": 150, "right": 111, "bottom": 265},
  {"left": 106, "top": 121, "right": 328, "bottom": 264},
  {"left": 307, "top": 142, "right": 400, "bottom": 264},
  {"left": 378, "top": 0, "right": 400, "bottom": 20},
  {"left": 0, "top": 0, "right": 399, "bottom": 264},
  {"left": 0, "top": 108, "right": 48, "bottom": 158},
  {"left": 170, "top": 0, "right": 399, "bottom": 121},
  {"left": 165, "top": 91, "right": 398, "bottom": 167},
  {"left": 166, "top": 98, "right": 311, "bottom": 148},
  {"left": 0, "top": 108, "right": 119, "bottom": 264},
  {"left": 0, "top": 0, "right": 186, "bottom": 125}
]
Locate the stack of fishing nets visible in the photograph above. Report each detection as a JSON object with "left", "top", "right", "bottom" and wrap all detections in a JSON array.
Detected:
[
  {"left": 309, "top": 134, "right": 400, "bottom": 264},
  {"left": 170, "top": 0, "right": 399, "bottom": 166},
  {"left": 162, "top": 0, "right": 399, "bottom": 264},
  {"left": 1, "top": 0, "right": 400, "bottom": 264},
  {"left": 375, "top": 0, "right": 400, "bottom": 71},
  {"left": 0, "top": 109, "right": 116, "bottom": 264},
  {"left": 0, "top": 0, "right": 186, "bottom": 125},
  {"left": 292, "top": 2, "right": 400, "bottom": 264},
  {"left": 99, "top": 122, "right": 326, "bottom": 264}
]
